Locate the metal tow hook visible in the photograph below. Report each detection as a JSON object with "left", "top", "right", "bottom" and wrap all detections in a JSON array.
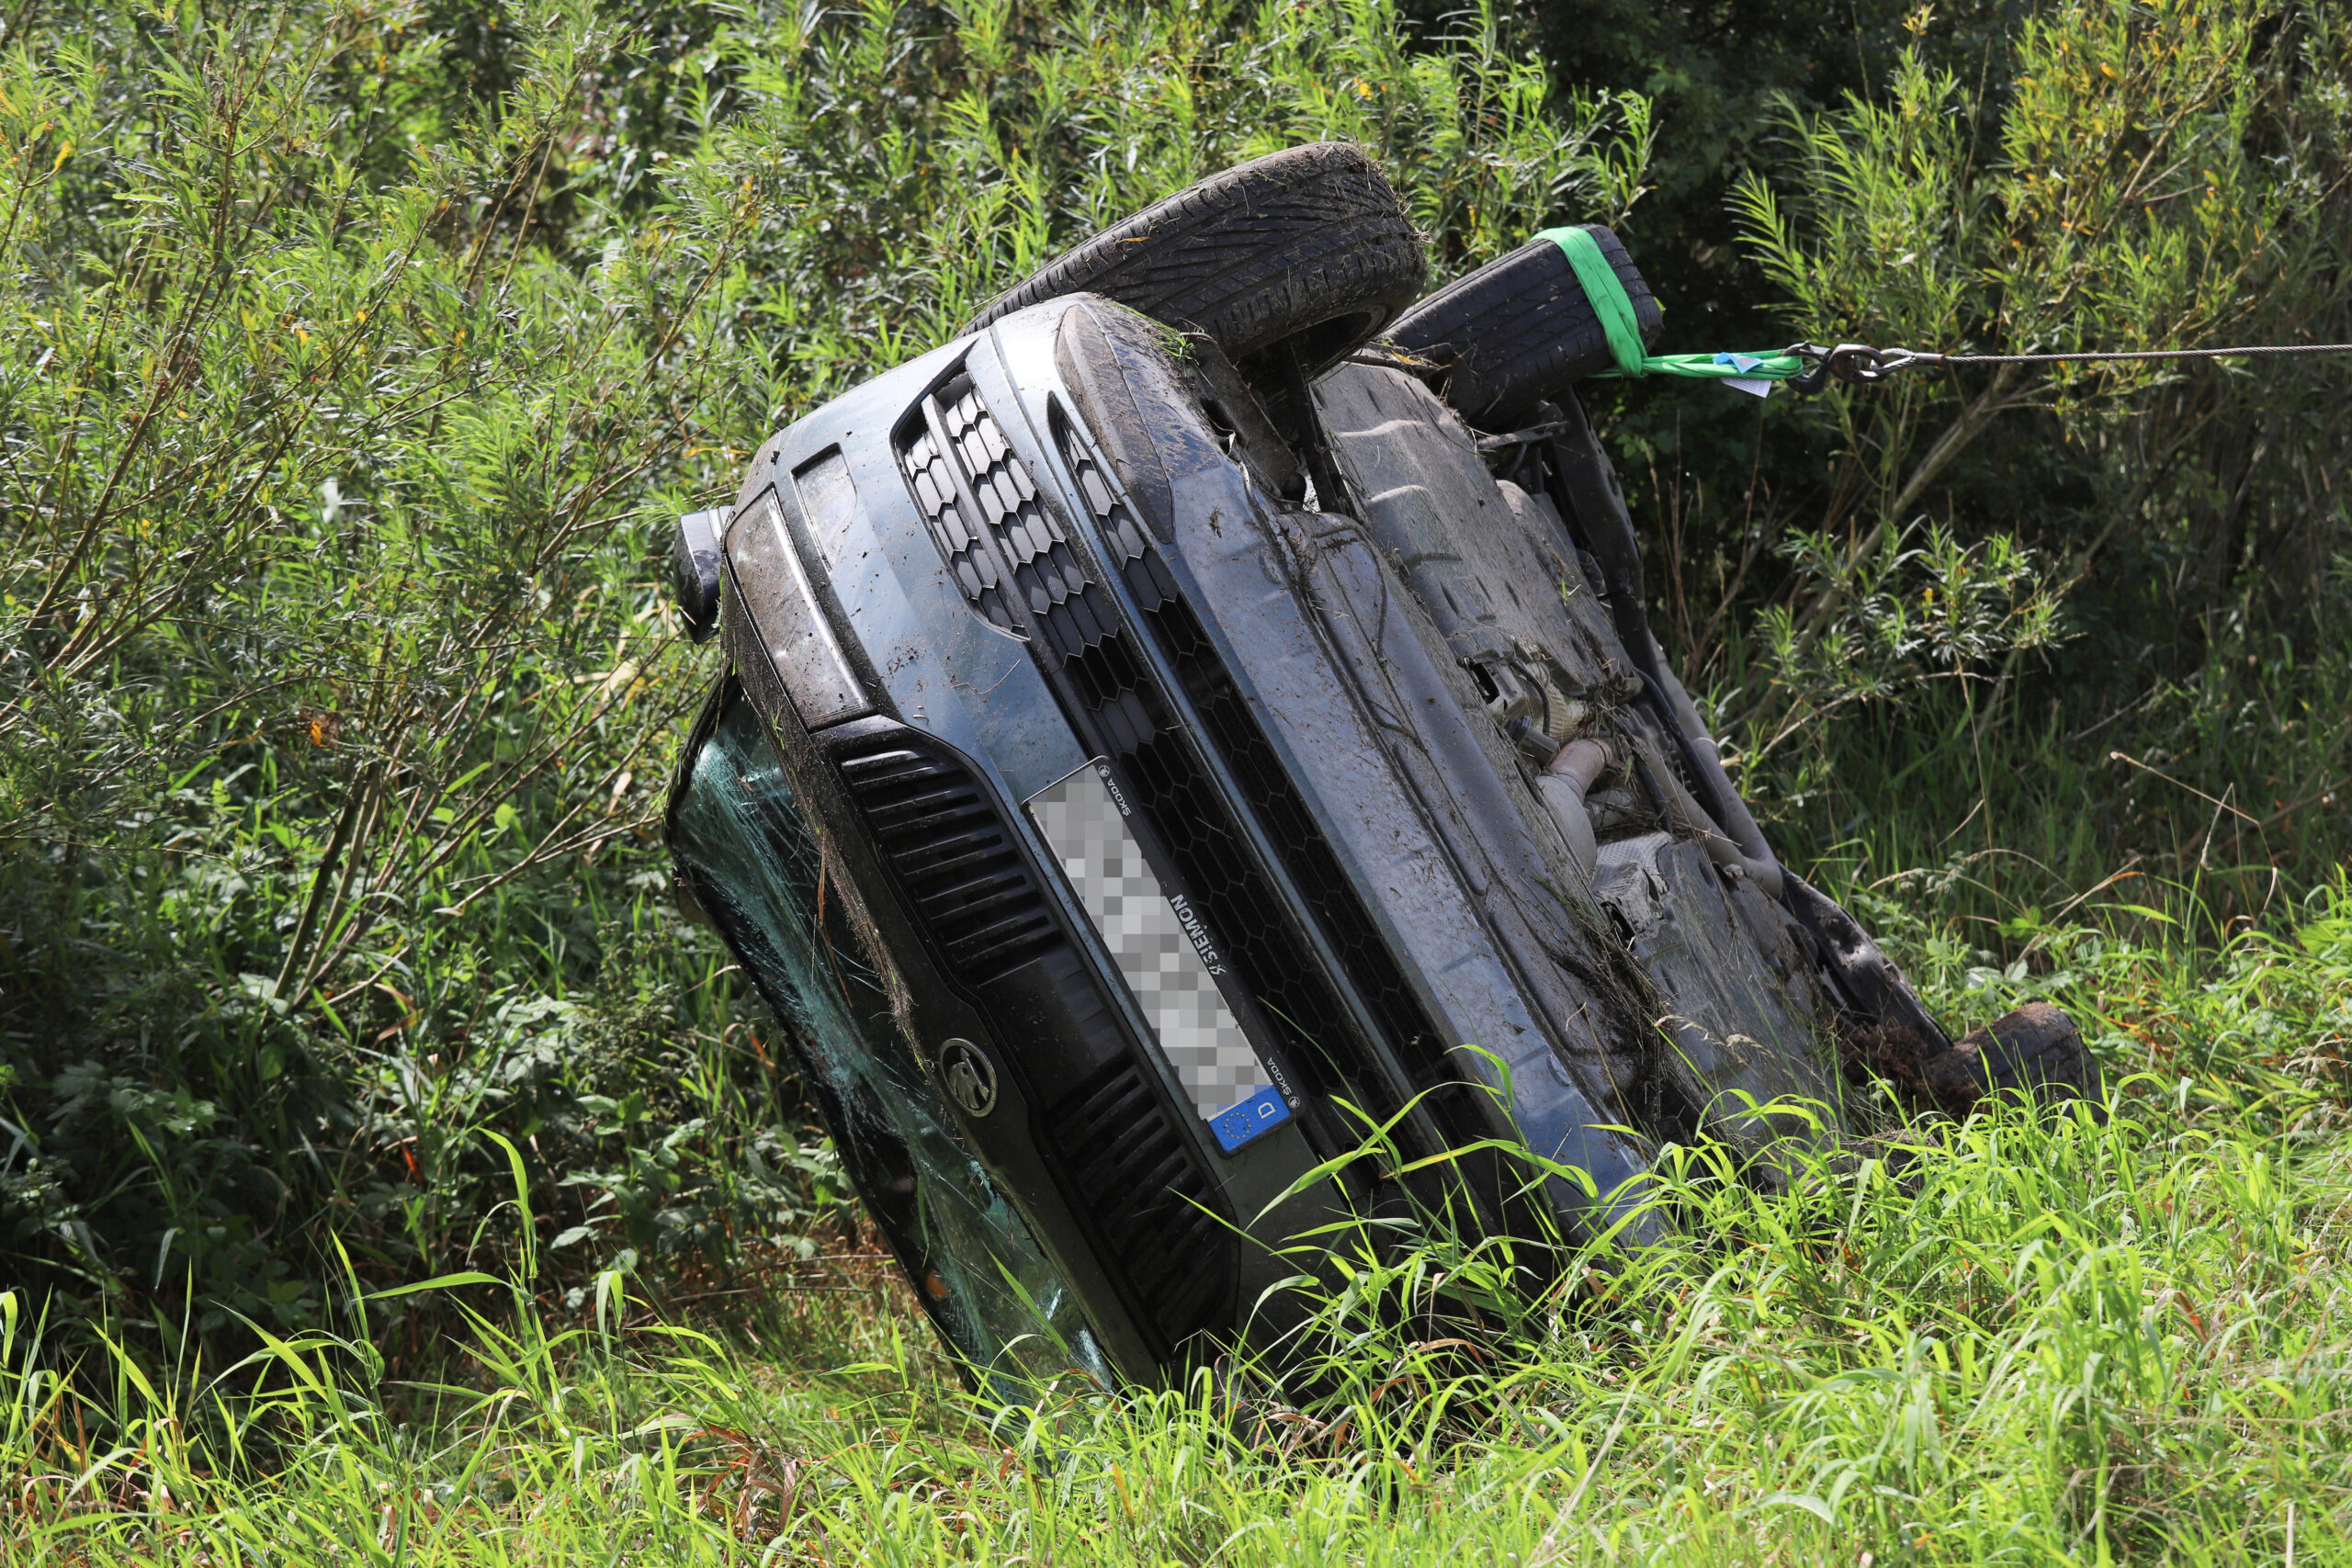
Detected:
[{"left": 1785, "top": 342, "right": 1948, "bottom": 394}]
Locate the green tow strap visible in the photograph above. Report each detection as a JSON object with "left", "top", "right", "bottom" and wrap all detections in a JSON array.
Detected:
[{"left": 1536, "top": 226, "right": 1804, "bottom": 385}]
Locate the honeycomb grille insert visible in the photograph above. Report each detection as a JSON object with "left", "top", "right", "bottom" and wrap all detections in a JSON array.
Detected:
[
  {"left": 934, "top": 378, "right": 1123, "bottom": 666},
  {"left": 899, "top": 405, "right": 1015, "bottom": 634}
]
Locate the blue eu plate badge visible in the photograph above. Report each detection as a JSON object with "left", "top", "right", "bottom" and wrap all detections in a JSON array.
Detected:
[{"left": 1209, "top": 1087, "right": 1294, "bottom": 1153}]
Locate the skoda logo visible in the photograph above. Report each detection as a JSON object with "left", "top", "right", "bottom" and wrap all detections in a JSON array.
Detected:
[{"left": 939, "top": 1039, "right": 997, "bottom": 1118}]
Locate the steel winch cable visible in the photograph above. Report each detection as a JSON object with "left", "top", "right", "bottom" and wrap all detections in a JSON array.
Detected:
[
  {"left": 1537, "top": 223, "right": 2352, "bottom": 397},
  {"left": 1771, "top": 337, "right": 2352, "bottom": 393},
  {"left": 1464, "top": 336, "right": 2352, "bottom": 452}
]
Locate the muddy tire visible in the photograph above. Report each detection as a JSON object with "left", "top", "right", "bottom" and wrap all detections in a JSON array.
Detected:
[
  {"left": 1385, "top": 227, "right": 1661, "bottom": 429},
  {"left": 1787, "top": 873, "right": 2105, "bottom": 1118},
  {"left": 963, "top": 143, "right": 1426, "bottom": 376},
  {"left": 1956, "top": 1002, "right": 2106, "bottom": 1112}
]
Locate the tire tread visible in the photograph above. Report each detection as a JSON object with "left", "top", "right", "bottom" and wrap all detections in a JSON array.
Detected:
[{"left": 964, "top": 143, "right": 1424, "bottom": 371}]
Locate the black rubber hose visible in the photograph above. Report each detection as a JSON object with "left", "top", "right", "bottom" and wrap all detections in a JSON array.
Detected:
[
  {"left": 1543, "top": 394, "right": 1782, "bottom": 896},
  {"left": 1643, "top": 640, "right": 1782, "bottom": 897}
]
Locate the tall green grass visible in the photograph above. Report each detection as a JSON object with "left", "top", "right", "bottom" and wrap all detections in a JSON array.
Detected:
[
  {"left": 1750, "top": 629, "right": 2352, "bottom": 976},
  {"left": 8, "top": 882, "right": 2348, "bottom": 1562}
]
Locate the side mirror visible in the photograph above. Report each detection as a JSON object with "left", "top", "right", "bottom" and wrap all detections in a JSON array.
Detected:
[{"left": 673, "top": 506, "right": 730, "bottom": 644}]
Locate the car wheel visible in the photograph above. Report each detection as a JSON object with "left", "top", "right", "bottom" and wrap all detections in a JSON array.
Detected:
[
  {"left": 1385, "top": 226, "right": 1661, "bottom": 429},
  {"left": 1957, "top": 1002, "right": 2107, "bottom": 1114},
  {"left": 1783, "top": 875, "right": 2104, "bottom": 1118},
  {"left": 963, "top": 142, "right": 1426, "bottom": 377}
]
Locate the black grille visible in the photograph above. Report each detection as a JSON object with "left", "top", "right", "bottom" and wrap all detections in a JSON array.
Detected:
[
  {"left": 934, "top": 378, "right": 1118, "bottom": 664},
  {"left": 836, "top": 724, "right": 1237, "bottom": 1358},
  {"left": 835, "top": 740, "right": 1060, "bottom": 986},
  {"left": 1053, "top": 411, "right": 1456, "bottom": 1101},
  {"left": 1055, "top": 1061, "right": 1227, "bottom": 1347},
  {"left": 899, "top": 399, "right": 1015, "bottom": 635},
  {"left": 901, "top": 407, "right": 1349, "bottom": 1110}
]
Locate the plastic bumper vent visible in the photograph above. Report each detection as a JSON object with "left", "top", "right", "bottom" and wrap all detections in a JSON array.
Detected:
[
  {"left": 835, "top": 740, "right": 1062, "bottom": 987},
  {"left": 1054, "top": 1060, "right": 1227, "bottom": 1347}
]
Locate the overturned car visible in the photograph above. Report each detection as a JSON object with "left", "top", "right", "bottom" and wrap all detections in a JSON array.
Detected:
[{"left": 663, "top": 144, "right": 2099, "bottom": 1390}]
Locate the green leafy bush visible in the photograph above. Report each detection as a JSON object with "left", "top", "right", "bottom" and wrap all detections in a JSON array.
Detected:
[{"left": 1688, "top": 0, "right": 2352, "bottom": 919}]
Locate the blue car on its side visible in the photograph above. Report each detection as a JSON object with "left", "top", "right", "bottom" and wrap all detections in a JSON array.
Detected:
[{"left": 662, "top": 144, "right": 2099, "bottom": 1391}]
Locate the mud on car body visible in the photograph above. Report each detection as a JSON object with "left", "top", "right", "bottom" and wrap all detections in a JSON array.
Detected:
[{"left": 663, "top": 144, "right": 2099, "bottom": 1391}]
